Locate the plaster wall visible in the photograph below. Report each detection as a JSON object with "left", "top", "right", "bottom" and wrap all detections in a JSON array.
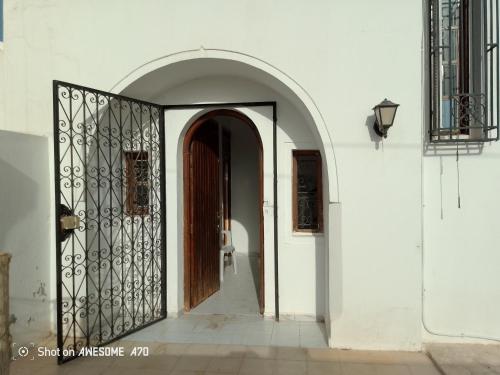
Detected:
[{"left": 422, "top": 149, "right": 500, "bottom": 343}]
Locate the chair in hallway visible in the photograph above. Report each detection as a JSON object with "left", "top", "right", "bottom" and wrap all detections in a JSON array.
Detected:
[{"left": 220, "top": 230, "right": 237, "bottom": 282}]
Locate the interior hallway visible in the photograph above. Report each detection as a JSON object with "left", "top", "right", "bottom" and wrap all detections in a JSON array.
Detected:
[{"left": 191, "top": 254, "right": 260, "bottom": 315}]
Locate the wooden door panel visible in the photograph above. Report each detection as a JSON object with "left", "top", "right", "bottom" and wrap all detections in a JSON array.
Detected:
[{"left": 190, "top": 123, "right": 220, "bottom": 308}]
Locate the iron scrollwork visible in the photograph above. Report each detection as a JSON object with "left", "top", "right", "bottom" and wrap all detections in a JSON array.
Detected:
[{"left": 53, "top": 81, "right": 166, "bottom": 363}]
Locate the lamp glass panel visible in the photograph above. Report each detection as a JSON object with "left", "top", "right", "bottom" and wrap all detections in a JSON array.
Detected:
[{"left": 380, "top": 106, "right": 397, "bottom": 127}]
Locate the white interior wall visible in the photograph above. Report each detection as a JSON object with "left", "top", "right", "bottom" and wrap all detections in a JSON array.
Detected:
[{"left": 219, "top": 116, "right": 260, "bottom": 256}]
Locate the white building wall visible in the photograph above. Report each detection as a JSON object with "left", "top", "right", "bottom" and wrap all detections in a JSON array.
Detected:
[
  {"left": 423, "top": 151, "right": 500, "bottom": 342},
  {"left": 322, "top": 1, "right": 424, "bottom": 350},
  {"left": 0, "top": 0, "right": 498, "bottom": 350}
]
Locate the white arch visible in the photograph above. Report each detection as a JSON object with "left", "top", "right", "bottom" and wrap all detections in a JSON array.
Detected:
[{"left": 109, "top": 48, "right": 340, "bottom": 202}]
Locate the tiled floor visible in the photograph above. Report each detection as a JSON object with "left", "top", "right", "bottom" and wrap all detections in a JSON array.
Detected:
[
  {"left": 426, "top": 343, "right": 500, "bottom": 375},
  {"left": 10, "top": 340, "right": 441, "bottom": 375},
  {"left": 127, "top": 313, "right": 328, "bottom": 348},
  {"left": 124, "top": 252, "right": 328, "bottom": 348},
  {"left": 191, "top": 254, "right": 260, "bottom": 315}
]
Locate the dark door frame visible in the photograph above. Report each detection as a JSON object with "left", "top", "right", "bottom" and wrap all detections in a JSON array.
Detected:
[
  {"left": 165, "top": 102, "right": 279, "bottom": 319},
  {"left": 183, "top": 109, "right": 265, "bottom": 313}
]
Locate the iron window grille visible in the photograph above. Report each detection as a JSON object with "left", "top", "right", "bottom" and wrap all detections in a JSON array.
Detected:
[
  {"left": 124, "top": 151, "right": 150, "bottom": 216},
  {"left": 292, "top": 150, "right": 323, "bottom": 233},
  {"left": 429, "top": 0, "right": 500, "bottom": 142}
]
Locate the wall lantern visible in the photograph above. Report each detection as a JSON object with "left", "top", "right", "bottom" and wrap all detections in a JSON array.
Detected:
[{"left": 372, "top": 98, "right": 399, "bottom": 138}]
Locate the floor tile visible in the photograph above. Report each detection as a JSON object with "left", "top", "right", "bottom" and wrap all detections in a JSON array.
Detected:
[
  {"left": 407, "top": 363, "right": 442, "bottom": 375},
  {"left": 276, "top": 347, "right": 307, "bottom": 361},
  {"left": 299, "top": 336, "right": 328, "bottom": 349},
  {"left": 243, "top": 332, "right": 272, "bottom": 346},
  {"left": 113, "top": 353, "right": 179, "bottom": 372},
  {"left": 245, "top": 345, "right": 278, "bottom": 359},
  {"left": 306, "top": 348, "right": 341, "bottom": 362},
  {"left": 270, "top": 333, "right": 300, "bottom": 347},
  {"left": 153, "top": 342, "right": 190, "bottom": 355},
  {"left": 186, "top": 344, "right": 220, "bottom": 356},
  {"left": 307, "top": 360, "right": 342, "bottom": 375},
  {"left": 372, "top": 364, "right": 412, "bottom": 375},
  {"left": 342, "top": 362, "right": 376, "bottom": 375},
  {"left": 174, "top": 355, "right": 212, "bottom": 372},
  {"left": 299, "top": 322, "right": 326, "bottom": 337},
  {"left": 206, "top": 357, "right": 243, "bottom": 373},
  {"left": 239, "top": 358, "right": 274, "bottom": 375},
  {"left": 215, "top": 344, "right": 246, "bottom": 358},
  {"left": 274, "top": 359, "right": 307, "bottom": 375}
]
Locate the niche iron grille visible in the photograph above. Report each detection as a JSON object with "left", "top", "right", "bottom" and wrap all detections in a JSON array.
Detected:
[
  {"left": 292, "top": 150, "right": 323, "bottom": 233},
  {"left": 53, "top": 81, "right": 166, "bottom": 363},
  {"left": 429, "top": 0, "right": 500, "bottom": 142}
]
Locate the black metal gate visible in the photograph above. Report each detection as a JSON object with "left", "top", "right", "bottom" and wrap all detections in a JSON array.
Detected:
[{"left": 53, "top": 81, "right": 166, "bottom": 363}]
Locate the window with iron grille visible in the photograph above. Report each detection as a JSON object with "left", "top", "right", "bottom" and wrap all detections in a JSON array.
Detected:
[
  {"left": 429, "top": 0, "right": 499, "bottom": 142},
  {"left": 124, "top": 151, "right": 150, "bottom": 215},
  {"left": 292, "top": 150, "right": 323, "bottom": 233}
]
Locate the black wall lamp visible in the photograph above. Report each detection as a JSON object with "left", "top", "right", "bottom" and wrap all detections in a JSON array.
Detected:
[{"left": 373, "top": 98, "right": 399, "bottom": 138}]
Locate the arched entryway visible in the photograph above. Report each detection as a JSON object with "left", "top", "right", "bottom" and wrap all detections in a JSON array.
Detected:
[
  {"left": 183, "top": 109, "right": 264, "bottom": 314},
  {"left": 114, "top": 51, "right": 335, "bottom": 339},
  {"left": 53, "top": 53, "right": 335, "bottom": 357}
]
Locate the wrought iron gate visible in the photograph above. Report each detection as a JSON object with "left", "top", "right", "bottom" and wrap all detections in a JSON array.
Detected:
[{"left": 53, "top": 81, "right": 166, "bottom": 363}]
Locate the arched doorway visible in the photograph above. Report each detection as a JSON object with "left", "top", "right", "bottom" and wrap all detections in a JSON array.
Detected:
[
  {"left": 114, "top": 51, "right": 334, "bottom": 338},
  {"left": 183, "top": 109, "right": 264, "bottom": 314},
  {"left": 53, "top": 54, "right": 335, "bottom": 358}
]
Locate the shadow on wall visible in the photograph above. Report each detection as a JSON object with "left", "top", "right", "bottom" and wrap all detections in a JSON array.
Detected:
[
  {"left": 0, "top": 130, "right": 51, "bottom": 346},
  {"left": 314, "top": 236, "right": 325, "bottom": 324},
  {"left": 365, "top": 114, "right": 383, "bottom": 150},
  {"left": 310, "top": 234, "right": 329, "bottom": 346},
  {"left": 0, "top": 160, "right": 37, "bottom": 249}
]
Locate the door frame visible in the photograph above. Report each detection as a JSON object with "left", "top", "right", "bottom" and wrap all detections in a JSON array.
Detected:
[{"left": 183, "top": 109, "right": 265, "bottom": 313}]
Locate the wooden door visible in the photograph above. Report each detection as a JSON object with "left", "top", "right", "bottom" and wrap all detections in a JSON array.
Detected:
[
  {"left": 189, "top": 121, "right": 221, "bottom": 307},
  {"left": 184, "top": 109, "right": 263, "bottom": 314}
]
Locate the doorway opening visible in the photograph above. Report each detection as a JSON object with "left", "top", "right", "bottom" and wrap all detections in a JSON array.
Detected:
[{"left": 183, "top": 109, "right": 264, "bottom": 315}]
